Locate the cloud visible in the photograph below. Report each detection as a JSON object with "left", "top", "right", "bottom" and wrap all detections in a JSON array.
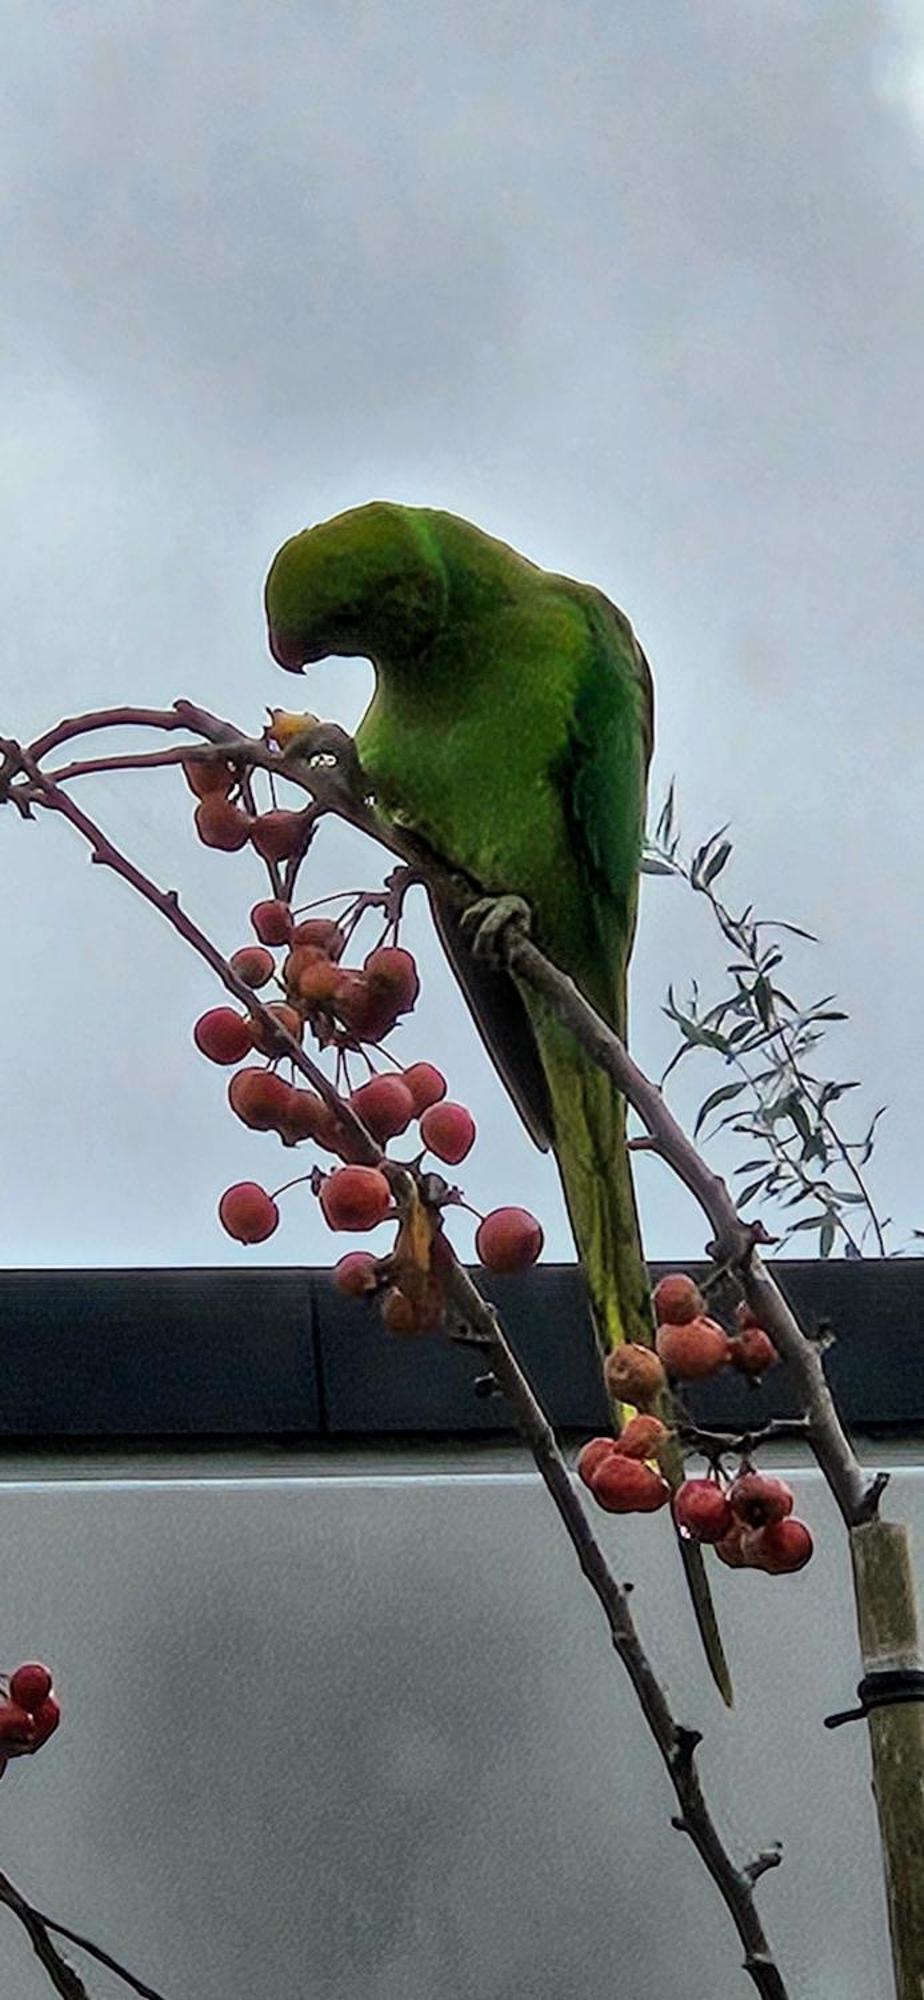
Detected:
[{"left": 2, "top": 0, "right": 922, "bottom": 1265}]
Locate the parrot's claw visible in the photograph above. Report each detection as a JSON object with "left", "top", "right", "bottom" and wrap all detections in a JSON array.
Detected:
[{"left": 460, "top": 893, "right": 532, "bottom": 966}]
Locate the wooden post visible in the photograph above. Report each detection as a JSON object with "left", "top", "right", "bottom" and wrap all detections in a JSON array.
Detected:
[{"left": 850, "top": 1519, "right": 924, "bottom": 1999}]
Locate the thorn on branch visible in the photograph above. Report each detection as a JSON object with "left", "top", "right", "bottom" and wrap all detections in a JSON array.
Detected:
[
  {"left": 671, "top": 1725, "right": 703, "bottom": 1771},
  {"left": 855, "top": 1469, "right": 890, "bottom": 1524},
  {"left": 743, "top": 1845, "right": 783, "bottom": 1884}
]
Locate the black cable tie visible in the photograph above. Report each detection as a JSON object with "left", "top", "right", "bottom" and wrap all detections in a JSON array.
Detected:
[{"left": 824, "top": 1668, "right": 924, "bottom": 1730}]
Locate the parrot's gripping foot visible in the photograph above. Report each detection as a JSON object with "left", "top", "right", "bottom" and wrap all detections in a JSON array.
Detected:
[{"left": 459, "top": 893, "right": 532, "bottom": 967}]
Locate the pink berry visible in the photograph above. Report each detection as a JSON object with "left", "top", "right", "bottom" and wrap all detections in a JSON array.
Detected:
[
  {"left": 475, "top": 1206, "right": 543, "bottom": 1272},
  {"left": 0, "top": 1702, "right": 33, "bottom": 1747},
  {"left": 250, "top": 810, "right": 306, "bottom": 861},
  {"left": 230, "top": 946, "right": 276, "bottom": 989},
  {"left": 349, "top": 1075, "right": 416, "bottom": 1143},
  {"left": 9, "top": 1664, "right": 52, "bottom": 1712},
  {"left": 591, "top": 1457, "right": 671, "bottom": 1514},
  {"left": 420, "top": 1101, "right": 476, "bottom": 1164},
  {"left": 218, "top": 1182, "right": 280, "bottom": 1243},
  {"left": 672, "top": 1480, "right": 734, "bottom": 1544},
  {"left": 250, "top": 899, "right": 294, "bottom": 945},
  {"left": 30, "top": 1695, "right": 61, "bottom": 1746},
  {"left": 193, "top": 1008, "right": 253, "bottom": 1065},
  {"left": 320, "top": 1166, "right": 392, "bottom": 1232},
  {"left": 334, "top": 1252, "right": 381, "bottom": 1297},
  {"left": 401, "top": 1063, "right": 447, "bottom": 1114}
]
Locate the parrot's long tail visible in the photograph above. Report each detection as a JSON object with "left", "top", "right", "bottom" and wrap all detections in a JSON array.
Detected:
[{"left": 530, "top": 1000, "right": 734, "bottom": 1708}]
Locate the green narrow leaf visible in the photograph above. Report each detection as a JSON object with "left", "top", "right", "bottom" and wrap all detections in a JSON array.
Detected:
[
  {"left": 820, "top": 1215, "right": 836, "bottom": 1257},
  {"left": 640, "top": 854, "right": 675, "bottom": 875},
  {"left": 801, "top": 1131, "right": 828, "bottom": 1167},
  {"left": 753, "top": 975, "right": 774, "bottom": 1028},
  {"left": 752, "top": 919, "right": 819, "bottom": 941},
  {"left": 737, "top": 1177, "right": 770, "bottom": 1207},
  {"left": 819, "top": 1081, "right": 860, "bottom": 1107},
  {"left": 702, "top": 840, "right": 732, "bottom": 886},
  {"left": 654, "top": 779, "right": 676, "bottom": 846},
  {"left": 788, "top": 1097, "right": 813, "bottom": 1145},
  {"left": 693, "top": 1081, "right": 747, "bottom": 1137}
]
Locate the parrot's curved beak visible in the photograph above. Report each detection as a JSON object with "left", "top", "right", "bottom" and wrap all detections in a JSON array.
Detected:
[{"left": 267, "top": 624, "right": 309, "bottom": 672}]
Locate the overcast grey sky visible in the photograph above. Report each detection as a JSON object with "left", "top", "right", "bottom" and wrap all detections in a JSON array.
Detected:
[{"left": 3, "top": 0, "right": 923, "bottom": 1270}]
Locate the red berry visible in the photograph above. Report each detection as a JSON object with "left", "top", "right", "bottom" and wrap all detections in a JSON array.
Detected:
[
  {"left": 282, "top": 1089, "right": 342, "bottom": 1148},
  {"left": 731, "top": 1327, "right": 780, "bottom": 1376},
  {"left": 194, "top": 796, "right": 252, "bottom": 850},
  {"left": 576, "top": 1437, "right": 616, "bottom": 1488},
  {"left": 656, "top": 1315, "right": 732, "bottom": 1380},
  {"left": 333, "top": 972, "right": 401, "bottom": 1044},
  {"left": 286, "top": 950, "right": 344, "bottom": 1010},
  {"left": 9, "top": 1664, "right": 52, "bottom": 1712},
  {"left": 652, "top": 1273, "right": 704, "bottom": 1324},
  {"left": 714, "top": 1523, "right": 752, "bottom": 1568},
  {"left": 746, "top": 1517, "right": 814, "bottom": 1574},
  {"left": 251, "top": 899, "right": 293, "bottom": 945},
  {"left": 363, "top": 945, "right": 420, "bottom": 1012},
  {"left": 218, "top": 1182, "right": 280, "bottom": 1243},
  {"left": 193, "top": 1008, "right": 253, "bottom": 1065},
  {"left": 334, "top": 1251, "right": 381, "bottom": 1297},
  {"left": 729, "top": 1472, "right": 794, "bottom": 1528},
  {"left": 290, "top": 918, "right": 346, "bottom": 958},
  {"left": 248, "top": 1003, "right": 303, "bottom": 1055},
  {"left": 603, "top": 1343, "right": 667, "bottom": 1409},
  {"left": 230, "top": 946, "right": 276, "bottom": 989},
  {"left": 349, "top": 1075, "right": 416, "bottom": 1143},
  {"left": 0, "top": 1702, "right": 33, "bottom": 1747},
  {"left": 420, "top": 1101, "right": 476, "bottom": 1164},
  {"left": 401, "top": 1063, "right": 447, "bottom": 1114},
  {"left": 250, "top": 810, "right": 306, "bottom": 861},
  {"left": 590, "top": 1456, "right": 671, "bottom": 1514},
  {"left": 182, "top": 756, "right": 235, "bottom": 799},
  {"left": 29, "top": 1695, "right": 61, "bottom": 1746},
  {"left": 475, "top": 1206, "right": 543, "bottom": 1272},
  {"left": 612, "top": 1414, "right": 668, "bottom": 1460},
  {"left": 227, "top": 1069, "right": 294, "bottom": 1133},
  {"left": 320, "top": 1166, "right": 392, "bottom": 1232},
  {"left": 673, "top": 1480, "right": 734, "bottom": 1544}
]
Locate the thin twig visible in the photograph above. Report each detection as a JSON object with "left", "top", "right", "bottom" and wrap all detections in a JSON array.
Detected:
[{"left": 0, "top": 1866, "right": 170, "bottom": 1999}]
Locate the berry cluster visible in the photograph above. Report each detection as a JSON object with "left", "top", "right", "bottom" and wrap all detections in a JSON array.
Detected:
[
  {"left": 0, "top": 1662, "right": 60, "bottom": 1776},
  {"left": 184, "top": 754, "right": 314, "bottom": 861},
  {"left": 650, "top": 1273, "right": 780, "bottom": 1381},
  {"left": 576, "top": 1271, "right": 813, "bottom": 1576},
  {"left": 187, "top": 763, "right": 545, "bottom": 1336}
]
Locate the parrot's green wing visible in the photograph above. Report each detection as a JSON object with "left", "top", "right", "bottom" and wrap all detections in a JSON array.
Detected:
[{"left": 558, "top": 589, "right": 654, "bottom": 973}]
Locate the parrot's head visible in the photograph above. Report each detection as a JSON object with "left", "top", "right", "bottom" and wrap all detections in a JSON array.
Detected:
[{"left": 265, "top": 501, "right": 447, "bottom": 675}]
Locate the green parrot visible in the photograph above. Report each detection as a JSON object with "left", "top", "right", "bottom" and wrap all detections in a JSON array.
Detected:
[{"left": 265, "top": 500, "right": 731, "bottom": 1703}]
